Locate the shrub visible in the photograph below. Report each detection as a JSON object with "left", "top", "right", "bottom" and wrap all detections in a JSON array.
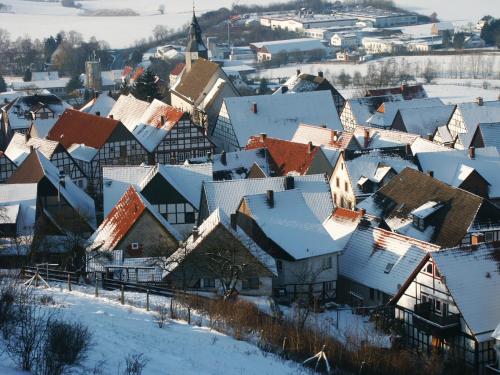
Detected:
[{"left": 123, "top": 353, "right": 148, "bottom": 375}]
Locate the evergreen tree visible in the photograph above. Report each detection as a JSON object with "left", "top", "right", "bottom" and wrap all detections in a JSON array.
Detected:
[
  {"left": 44, "top": 36, "right": 58, "bottom": 63},
  {"left": 65, "top": 74, "right": 83, "bottom": 94},
  {"left": 132, "top": 68, "right": 160, "bottom": 101},
  {"left": 0, "top": 74, "right": 6, "bottom": 93},
  {"left": 481, "top": 18, "right": 500, "bottom": 47},
  {"left": 23, "top": 67, "right": 32, "bottom": 82}
]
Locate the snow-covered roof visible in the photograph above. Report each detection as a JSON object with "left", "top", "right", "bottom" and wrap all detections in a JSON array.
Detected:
[
  {"left": 187, "top": 148, "right": 270, "bottom": 180},
  {"left": 414, "top": 147, "right": 500, "bottom": 198},
  {"left": 493, "top": 323, "right": 500, "bottom": 341},
  {"left": 411, "top": 201, "right": 444, "bottom": 219},
  {"left": 345, "top": 94, "right": 403, "bottom": 126},
  {"left": 164, "top": 208, "right": 277, "bottom": 276},
  {"left": 80, "top": 94, "right": 116, "bottom": 117},
  {"left": 395, "top": 104, "right": 455, "bottom": 137},
  {"left": 223, "top": 91, "right": 342, "bottom": 147},
  {"left": 203, "top": 174, "right": 333, "bottom": 223},
  {"left": 367, "top": 98, "right": 444, "bottom": 129},
  {"left": 139, "top": 163, "right": 213, "bottom": 208},
  {"left": 102, "top": 165, "right": 155, "bottom": 217},
  {"left": 5, "top": 133, "right": 59, "bottom": 166},
  {"left": 87, "top": 186, "right": 181, "bottom": 251},
  {"left": 431, "top": 242, "right": 500, "bottom": 342},
  {"left": 341, "top": 225, "right": 439, "bottom": 295},
  {"left": 292, "top": 124, "right": 358, "bottom": 149},
  {"left": 344, "top": 150, "right": 417, "bottom": 196},
  {"left": 410, "top": 137, "right": 452, "bottom": 154},
  {"left": 455, "top": 100, "right": 500, "bottom": 149},
  {"left": 67, "top": 143, "right": 99, "bottom": 163},
  {"left": 322, "top": 208, "right": 362, "bottom": 252},
  {"left": 109, "top": 95, "right": 185, "bottom": 152},
  {"left": 252, "top": 38, "right": 327, "bottom": 54},
  {"left": 353, "top": 126, "right": 419, "bottom": 149},
  {"left": 477, "top": 122, "right": 500, "bottom": 152},
  {"left": 243, "top": 190, "right": 340, "bottom": 260}
]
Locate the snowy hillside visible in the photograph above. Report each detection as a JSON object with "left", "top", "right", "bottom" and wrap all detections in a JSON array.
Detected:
[
  {"left": 1, "top": 287, "right": 308, "bottom": 375},
  {"left": 395, "top": 0, "right": 496, "bottom": 22}
]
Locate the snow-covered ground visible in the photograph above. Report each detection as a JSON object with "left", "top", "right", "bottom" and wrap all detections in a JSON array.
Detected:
[
  {"left": 1, "top": 285, "right": 309, "bottom": 375},
  {"left": 394, "top": 0, "right": 496, "bottom": 23}
]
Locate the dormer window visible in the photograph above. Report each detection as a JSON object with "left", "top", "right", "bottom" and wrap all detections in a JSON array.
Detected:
[{"left": 410, "top": 201, "right": 445, "bottom": 231}]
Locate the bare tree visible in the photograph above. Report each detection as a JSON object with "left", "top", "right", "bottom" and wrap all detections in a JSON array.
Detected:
[{"left": 158, "top": 4, "right": 165, "bottom": 15}]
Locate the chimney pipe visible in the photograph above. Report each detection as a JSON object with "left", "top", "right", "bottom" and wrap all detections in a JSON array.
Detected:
[
  {"left": 266, "top": 190, "right": 274, "bottom": 208},
  {"left": 296, "top": 69, "right": 301, "bottom": 76},
  {"left": 95, "top": 111, "right": 101, "bottom": 117},
  {"left": 405, "top": 143, "right": 411, "bottom": 156},
  {"left": 476, "top": 97, "right": 484, "bottom": 106},
  {"left": 284, "top": 175, "right": 295, "bottom": 190},
  {"left": 220, "top": 150, "right": 227, "bottom": 166},
  {"left": 359, "top": 208, "right": 366, "bottom": 216},
  {"left": 427, "top": 170, "right": 434, "bottom": 178},
  {"left": 192, "top": 226, "right": 199, "bottom": 240},
  {"left": 58, "top": 170, "right": 66, "bottom": 189},
  {"left": 109, "top": 114, "right": 114, "bottom": 119},
  {"left": 469, "top": 146, "right": 475, "bottom": 159},
  {"left": 318, "top": 71, "right": 323, "bottom": 78},
  {"left": 147, "top": 96, "right": 152, "bottom": 103},
  {"left": 252, "top": 102, "right": 258, "bottom": 114},
  {"left": 207, "top": 151, "right": 212, "bottom": 162},
  {"left": 230, "top": 213, "right": 237, "bottom": 230},
  {"left": 427, "top": 133, "right": 433, "bottom": 141},
  {"left": 363, "top": 128, "right": 370, "bottom": 148},
  {"left": 259, "top": 133, "right": 267, "bottom": 142}
]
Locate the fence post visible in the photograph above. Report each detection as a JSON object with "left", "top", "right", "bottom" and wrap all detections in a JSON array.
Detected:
[
  {"left": 67, "top": 273, "right": 72, "bottom": 292},
  {"left": 170, "top": 297, "right": 174, "bottom": 318},
  {"left": 95, "top": 274, "right": 98, "bottom": 297},
  {"left": 146, "top": 290, "right": 150, "bottom": 311},
  {"left": 187, "top": 306, "right": 191, "bottom": 325},
  {"left": 120, "top": 285, "right": 124, "bottom": 305}
]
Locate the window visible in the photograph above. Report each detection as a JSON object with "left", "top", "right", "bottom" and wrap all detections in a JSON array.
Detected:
[
  {"left": 333, "top": 193, "right": 337, "bottom": 205},
  {"left": 336, "top": 177, "right": 339, "bottom": 188},
  {"left": 202, "top": 278, "right": 215, "bottom": 288},
  {"left": 344, "top": 182, "right": 348, "bottom": 192},
  {"left": 131, "top": 242, "right": 139, "bottom": 250},
  {"left": 323, "top": 256, "right": 332, "bottom": 270},
  {"left": 325, "top": 281, "right": 335, "bottom": 291},
  {"left": 277, "top": 260, "right": 283, "bottom": 272},
  {"left": 242, "top": 277, "right": 259, "bottom": 290},
  {"left": 424, "top": 263, "right": 433, "bottom": 275}
]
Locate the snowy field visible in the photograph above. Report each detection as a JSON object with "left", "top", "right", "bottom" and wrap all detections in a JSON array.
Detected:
[
  {"left": 0, "top": 0, "right": 496, "bottom": 48},
  {"left": 0, "top": 285, "right": 310, "bottom": 375}
]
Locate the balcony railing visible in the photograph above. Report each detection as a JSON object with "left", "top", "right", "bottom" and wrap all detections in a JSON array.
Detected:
[{"left": 413, "top": 302, "right": 460, "bottom": 335}]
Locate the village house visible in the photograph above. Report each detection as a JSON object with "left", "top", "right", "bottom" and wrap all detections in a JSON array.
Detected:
[
  {"left": 199, "top": 174, "right": 334, "bottom": 225},
  {"left": 364, "top": 84, "right": 427, "bottom": 100},
  {"left": 186, "top": 148, "right": 271, "bottom": 181},
  {"left": 272, "top": 71, "right": 345, "bottom": 115},
  {"left": 352, "top": 126, "right": 419, "bottom": 150},
  {"left": 330, "top": 149, "right": 416, "bottom": 209},
  {"left": 358, "top": 168, "right": 500, "bottom": 247},
  {"left": 170, "top": 13, "right": 239, "bottom": 131},
  {"left": 46, "top": 109, "right": 148, "bottom": 201},
  {"left": 164, "top": 208, "right": 277, "bottom": 297},
  {"left": 412, "top": 144, "right": 500, "bottom": 206},
  {"left": 245, "top": 134, "right": 333, "bottom": 177},
  {"left": 235, "top": 189, "right": 342, "bottom": 302},
  {"left": 291, "top": 124, "right": 361, "bottom": 150},
  {"left": 0, "top": 94, "right": 71, "bottom": 148},
  {"left": 337, "top": 222, "right": 439, "bottom": 307},
  {"left": 86, "top": 186, "right": 182, "bottom": 258},
  {"left": 330, "top": 33, "right": 359, "bottom": 49},
  {"left": 445, "top": 98, "right": 500, "bottom": 150},
  {"left": 103, "top": 163, "right": 212, "bottom": 236},
  {"left": 391, "top": 104, "right": 455, "bottom": 138},
  {"left": 340, "top": 94, "right": 404, "bottom": 131},
  {"left": 392, "top": 240, "right": 500, "bottom": 372},
  {"left": 109, "top": 94, "right": 214, "bottom": 164},
  {"left": 431, "top": 22, "right": 455, "bottom": 36},
  {"left": 5, "top": 133, "right": 87, "bottom": 189},
  {"left": 362, "top": 37, "right": 407, "bottom": 55},
  {"left": 0, "top": 151, "right": 17, "bottom": 183},
  {"left": 259, "top": 14, "right": 357, "bottom": 32},
  {"left": 79, "top": 93, "right": 116, "bottom": 117},
  {"left": 366, "top": 97, "right": 445, "bottom": 129},
  {"left": 212, "top": 91, "right": 343, "bottom": 152},
  {"left": 250, "top": 38, "right": 329, "bottom": 62}
]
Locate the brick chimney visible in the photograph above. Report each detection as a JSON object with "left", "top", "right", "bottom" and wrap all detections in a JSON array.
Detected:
[
  {"left": 296, "top": 69, "right": 301, "bottom": 76},
  {"left": 192, "top": 226, "right": 199, "bottom": 240},
  {"left": 427, "top": 170, "right": 434, "bottom": 178},
  {"left": 471, "top": 233, "right": 484, "bottom": 246},
  {"left": 427, "top": 133, "right": 433, "bottom": 141},
  {"left": 259, "top": 133, "right": 267, "bottom": 142},
  {"left": 284, "top": 175, "right": 295, "bottom": 190},
  {"left": 307, "top": 141, "right": 314, "bottom": 154},
  {"left": 251, "top": 102, "right": 258, "bottom": 114},
  {"left": 95, "top": 111, "right": 100, "bottom": 117},
  {"left": 363, "top": 128, "right": 370, "bottom": 148},
  {"left": 318, "top": 71, "right": 323, "bottom": 78},
  {"left": 207, "top": 151, "right": 212, "bottom": 162},
  {"left": 476, "top": 97, "right": 484, "bottom": 106},
  {"left": 468, "top": 146, "right": 475, "bottom": 159},
  {"left": 266, "top": 190, "right": 274, "bottom": 208},
  {"left": 109, "top": 114, "right": 114, "bottom": 119},
  {"left": 359, "top": 208, "right": 366, "bottom": 216}
]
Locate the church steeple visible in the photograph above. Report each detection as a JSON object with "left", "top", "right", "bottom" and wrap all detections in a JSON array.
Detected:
[{"left": 185, "top": 9, "right": 208, "bottom": 72}]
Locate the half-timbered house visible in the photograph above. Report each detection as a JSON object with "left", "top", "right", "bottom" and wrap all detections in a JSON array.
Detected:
[
  {"left": 109, "top": 95, "right": 214, "bottom": 164},
  {"left": 46, "top": 109, "right": 148, "bottom": 202},
  {"left": 0, "top": 151, "right": 17, "bottom": 183},
  {"left": 392, "top": 240, "right": 500, "bottom": 372}
]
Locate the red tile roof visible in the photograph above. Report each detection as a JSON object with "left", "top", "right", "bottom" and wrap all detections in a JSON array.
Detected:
[
  {"left": 245, "top": 136, "right": 318, "bottom": 176},
  {"left": 171, "top": 63, "right": 185, "bottom": 76},
  {"left": 92, "top": 186, "right": 147, "bottom": 250},
  {"left": 47, "top": 109, "right": 120, "bottom": 149},
  {"left": 333, "top": 207, "right": 363, "bottom": 221}
]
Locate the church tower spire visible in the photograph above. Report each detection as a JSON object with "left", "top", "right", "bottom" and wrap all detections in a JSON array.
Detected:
[{"left": 185, "top": 8, "right": 208, "bottom": 72}]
